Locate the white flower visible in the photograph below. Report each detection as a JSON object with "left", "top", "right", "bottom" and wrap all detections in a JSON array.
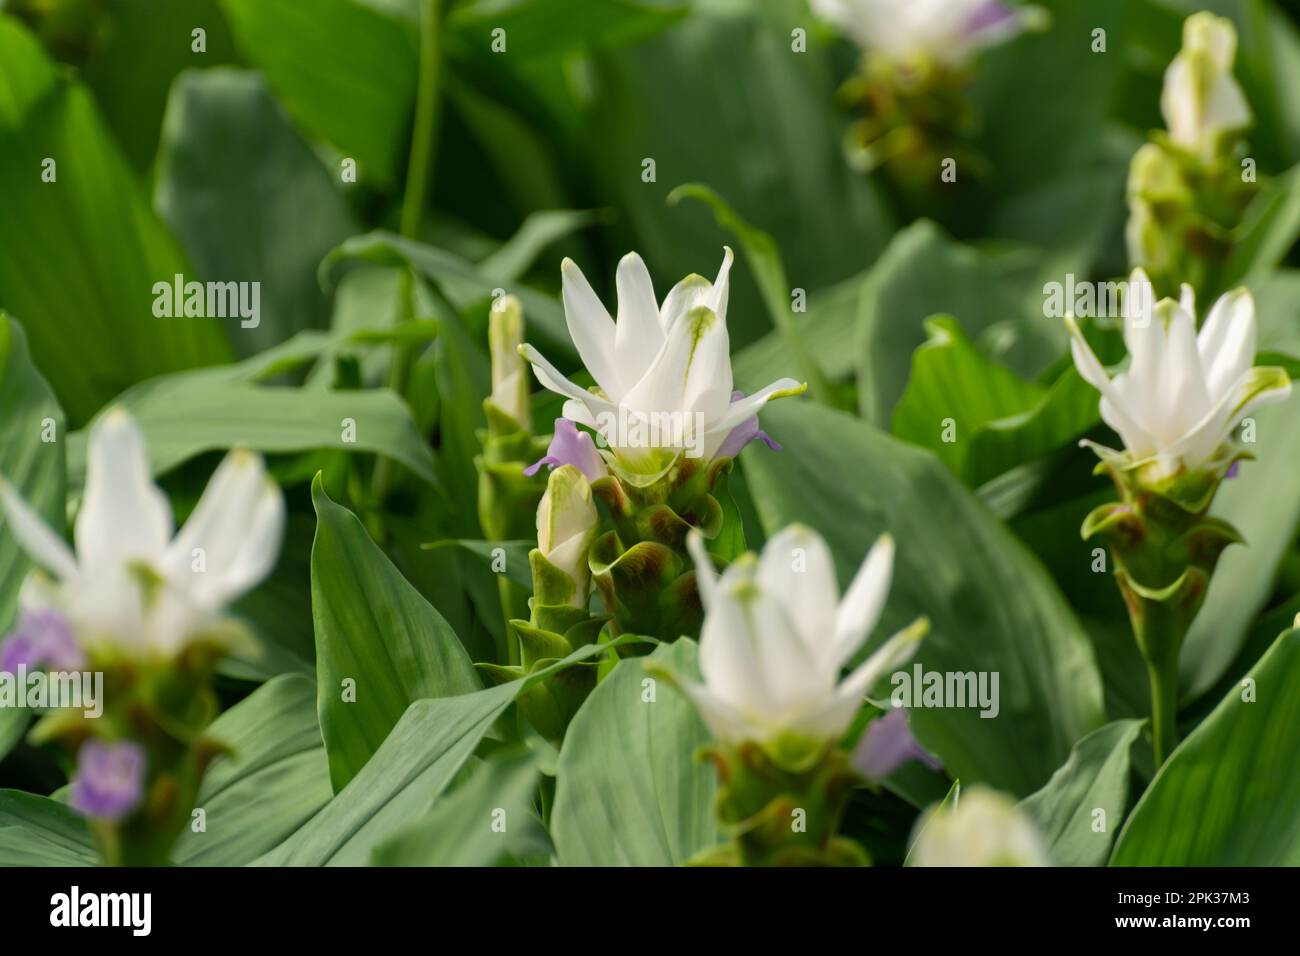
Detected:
[
  {"left": 487, "top": 294, "right": 530, "bottom": 429},
  {"left": 1161, "top": 12, "right": 1251, "bottom": 162},
  {"left": 0, "top": 408, "right": 285, "bottom": 658},
  {"left": 1066, "top": 269, "right": 1291, "bottom": 476},
  {"left": 535, "top": 465, "right": 598, "bottom": 607},
  {"left": 674, "top": 524, "right": 927, "bottom": 749},
  {"left": 909, "top": 786, "right": 1050, "bottom": 867},
  {"left": 518, "top": 250, "right": 804, "bottom": 474},
  {"left": 811, "top": 0, "right": 1039, "bottom": 66}
]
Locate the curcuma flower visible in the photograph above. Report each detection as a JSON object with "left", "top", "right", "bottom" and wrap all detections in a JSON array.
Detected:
[
  {"left": 671, "top": 525, "right": 927, "bottom": 756},
  {"left": 1066, "top": 270, "right": 1291, "bottom": 479},
  {"left": 811, "top": 0, "right": 1040, "bottom": 66},
  {"left": 486, "top": 294, "right": 531, "bottom": 432},
  {"left": 909, "top": 786, "right": 1050, "bottom": 867},
  {"left": 518, "top": 250, "right": 804, "bottom": 477},
  {"left": 1160, "top": 12, "right": 1250, "bottom": 162},
  {"left": 0, "top": 408, "right": 285, "bottom": 658}
]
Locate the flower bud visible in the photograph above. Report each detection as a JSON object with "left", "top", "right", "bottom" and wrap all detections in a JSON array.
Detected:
[
  {"left": 1161, "top": 12, "right": 1250, "bottom": 162},
  {"left": 535, "top": 465, "right": 598, "bottom": 607},
  {"left": 488, "top": 294, "right": 531, "bottom": 431}
]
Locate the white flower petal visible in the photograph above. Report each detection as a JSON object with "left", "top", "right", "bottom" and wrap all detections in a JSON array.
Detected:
[
  {"left": 686, "top": 529, "right": 717, "bottom": 612},
  {"left": 756, "top": 524, "right": 839, "bottom": 668},
  {"left": 830, "top": 533, "right": 894, "bottom": 671},
  {"left": 75, "top": 408, "right": 173, "bottom": 575},
  {"left": 560, "top": 258, "right": 623, "bottom": 398},
  {"left": 613, "top": 252, "right": 665, "bottom": 388},
  {"left": 674, "top": 679, "right": 754, "bottom": 744},
  {"left": 1197, "top": 288, "right": 1256, "bottom": 401},
  {"left": 0, "top": 481, "right": 78, "bottom": 581},
  {"left": 520, "top": 344, "right": 619, "bottom": 424}
]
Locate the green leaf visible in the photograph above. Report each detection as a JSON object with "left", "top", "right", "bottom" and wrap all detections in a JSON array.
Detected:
[
  {"left": 0, "top": 790, "right": 95, "bottom": 866},
  {"left": 173, "top": 675, "right": 333, "bottom": 866},
  {"left": 477, "top": 208, "right": 602, "bottom": 281},
  {"left": 1221, "top": 164, "right": 1300, "bottom": 291},
  {"left": 67, "top": 372, "right": 437, "bottom": 488},
  {"left": 369, "top": 749, "right": 546, "bottom": 865},
  {"left": 256, "top": 641, "right": 625, "bottom": 865},
  {"left": 311, "top": 477, "right": 481, "bottom": 791},
  {"left": 155, "top": 69, "right": 360, "bottom": 356},
  {"left": 219, "top": 0, "right": 418, "bottom": 188},
  {"left": 1019, "top": 719, "right": 1145, "bottom": 867},
  {"left": 1112, "top": 628, "right": 1300, "bottom": 865},
  {"left": 856, "top": 222, "right": 1054, "bottom": 426},
  {"left": 0, "top": 15, "right": 231, "bottom": 426},
  {"left": 0, "top": 315, "right": 64, "bottom": 760},
  {"left": 448, "top": 0, "right": 686, "bottom": 62},
  {"left": 892, "top": 316, "right": 1098, "bottom": 486},
  {"left": 1181, "top": 399, "right": 1300, "bottom": 699},
  {"left": 550, "top": 639, "right": 719, "bottom": 866},
  {"left": 424, "top": 539, "right": 534, "bottom": 590},
  {"left": 743, "top": 400, "right": 1106, "bottom": 796},
  {"left": 322, "top": 230, "right": 575, "bottom": 360}
]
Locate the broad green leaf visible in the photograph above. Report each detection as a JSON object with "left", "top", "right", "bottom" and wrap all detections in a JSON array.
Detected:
[
  {"left": 220, "top": 0, "right": 417, "bottom": 187},
  {"left": 856, "top": 222, "right": 1053, "bottom": 425},
  {"left": 550, "top": 640, "right": 719, "bottom": 866},
  {"left": 370, "top": 749, "right": 546, "bottom": 866},
  {"left": 743, "top": 401, "right": 1106, "bottom": 796},
  {"left": 1019, "top": 719, "right": 1144, "bottom": 867},
  {"left": 1112, "top": 628, "right": 1300, "bottom": 865},
  {"left": 311, "top": 477, "right": 481, "bottom": 790},
  {"left": 477, "top": 209, "right": 602, "bottom": 281},
  {"left": 67, "top": 373, "right": 437, "bottom": 488},
  {"left": 892, "top": 316, "right": 1097, "bottom": 486},
  {"left": 1181, "top": 399, "right": 1300, "bottom": 698},
  {"left": 1221, "top": 164, "right": 1300, "bottom": 292},
  {"left": 0, "top": 316, "right": 64, "bottom": 761},
  {"left": 173, "top": 675, "right": 333, "bottom": 866},
  {"left": 0, "top": 790, "right": 96, "bottom": 866},
  {"left": 256, "top": 642, "right": 626, "bottom": 865},
  {"left": 0, "top": 15, "right": 231, "bottom": 426},
  {"left": 155, "top": 69, "right": 360, "bottom": 356},
  {"left": 734, "top": 271, "right": 865, "bottom": 389},
  {"left": 423, "top": 539, "right": 534, "bottom": 590}
]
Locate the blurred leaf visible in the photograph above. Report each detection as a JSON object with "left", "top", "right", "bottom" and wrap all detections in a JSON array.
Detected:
[
  {"left": 173, "top": 675, "right": 333, "bottom": 866},
  {"left": 220, "top": 0, "right": 418, "bottom": 187},
  {"left": 478, "top": 209, "right": 602, "bottom": 280},
  {"left": 322, "top": 230, "right": 575, "bottom": 360},
  {"left": 311, "top": 477, "right": 481, "bottom": 791},
  {"left": 432, "top": 304, "right": 489, "bottom": 535},
  {"left": 1112, "top": 627, "right": 1300, "bottom": 865},
  {"left": 156, "top": 69, "right": 360, "bottom": 357},
  {"left": 1221, "top": 164, "right": 1300, "bottom": 291},
  {"left": 0, "top": 15, "right": 232, "bottom": 426},
  {"left": 67, "top": 371, "right": 437, "bottom": 488},
  {"left": 856, "top": 222, "right": 1052, "bottom": 426},
  {"left": 743, "top": 401, "right": 1106, "bottom": 796},
  {"left": 370, "top": 749, "right": 546, "bottom": 865},
  {"left": 0, "top": 790, "right": 95, "bottom": 866},
  {"left": 550, "top": 639, "right": 719, "bottom": 866},
  {"left": 424, "top": 539, "right": 534, "bottom": 590},
  {"left": 1181, "top": 399, "right": 1300, "bottom": 698},
  {"left": 1019, "top": 719, "right": 1144, "bottom": 866},
  {"left": 447, "top": 0, "right": 687, "bottom": 62}
]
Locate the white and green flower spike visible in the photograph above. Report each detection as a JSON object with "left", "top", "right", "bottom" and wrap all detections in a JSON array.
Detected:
[
  {"left": 909, "top": 786, "right": 1050, "bottom": 867},
  {"left": 653, "top": 524, "right": 928, "bottom": 866},
  {"left": 811, "top": 0, "right": 1040, "bottom": 67},
  {"left": 0, "top": 407, "right": 284, "bottom": 660},
  {"left": 486, "top": 293, "right": 531, "bottom": 433},
  {"left": 518, "top": 249, "right": 804, "bottom": 481},
  {"left": 1066, "top": 270, "right": 1291, "bottom": 765},
  {"left": 535, "top": 464, "right": 599, "bottom": 609},
  {"left": 1161, "top": 12, "right": 1251, "bottom": 163}
]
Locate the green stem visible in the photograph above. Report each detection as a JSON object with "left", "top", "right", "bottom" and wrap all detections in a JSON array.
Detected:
[
  {"left": 373, "top": 0, "right": 442, "bottom": 504},
  {"left": 1147, "top": 653, "right": 1180, "bottom": 768}
]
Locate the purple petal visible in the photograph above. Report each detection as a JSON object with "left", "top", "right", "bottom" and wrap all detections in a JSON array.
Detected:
[
  {"left": 70, "top": 740, "right": 147, "bottom": 822},
  {"left": 525, "top": 419, "right": 608, "bottom": 483},
  {"left": 852, "top": 708, "right": 942, "bottom": 782},
  {"left": 965, "top": 0, "right": 1017, "bottom": 34},
  {"left": 713, "top": 390, "right": 782, "bottom": 461},
  {"left": 1225, "top": 461, "right": 1240, "bottom": 479},
  {"left": 0, "top": 609, "right": 83, "bottom": 673}
]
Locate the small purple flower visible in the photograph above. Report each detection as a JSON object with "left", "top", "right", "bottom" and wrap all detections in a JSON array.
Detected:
[
  {"left": 852, "top": 707, "right": 942, "bottom": 782},
  {"left": 965, "top": 0, "right": 1017, "bottom": 35},
  {"left": 1225, "top": 461, "right": 1240, "bottom": 479},
  {"left": 713, "top": 391, "right": 781, "bottom": 461},
  {"left": 69, "top": 740, "right": 148, "bottom": 822},
  {"left": 524, "top": 419, "right": 609, "bottom": 483},
  {"left": 0, "top": 609, "right": 83, "bottom": 673}
]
